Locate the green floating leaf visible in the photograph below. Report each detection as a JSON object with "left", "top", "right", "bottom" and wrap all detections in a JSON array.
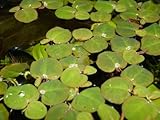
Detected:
[
  {"left": 115, "top": 0, "right": 137, "bottom": 12},
  {"left": 101, "top": 77, "right": 133, "bottom": 104},
  {"left": 141, "top": 36, "right": 160, "bottom": 56},
  {"left": 45, "top": 103, "right": 77, "bottom": 120},
  {"left": 4, "top": 84, "right": 39, "bottom": 110},
  {"left": 120, "top": 8, "right": 138, "bottom": 20},
  {"left": 32, "top": 44, "right": 48, "bottom": 60},
  {"left": 25, "top": 101, "right": 47, "bottom": 120},
  {"left": 94, "top": 1, "right": 114, "bottom": 13},
  {"left": 55, "top": 6, "right": 76, "bottom": 20},
  {"left": 9, "top": 6, "right": 20, "bottom": 13},
  {"left": 116, "top": 20, "right": 138, "bottom": 37},
  {"left": 72, "top": 28, "right": 92, "bottom": 41},
  {"left": 38, "top": 80, "right": 69, "bottom": 106},
  {"left": 83, "top": 36, "right": 108, "bottom": 53},
  {"left": 46, "top": 27, "right": 72, "bottom": 44},
  {"left": 143, "top": 23, "right": 160, "bottom": 38},
  {"left": 133, "top": 85, "right": 151, "bottom": 97},
  {"left": 30, "top": 58, "right": 63, "bottom": 80},
  {"left": 72, "top": 87, "right": 105, "bottom": 113},
  {"left": 0, "top": 104, "right": 9, "bottom": 120},
  {"left": 110, "top": 35, "right": 140, "bottom": 52},
  {"left": 0, "top": 63, "right": 29, "bottom": 78},
  {"left": 0, "top": 82, "right": 8, "bottom": 95},
  {"left": 67, "top": 88, "right": 79, "bottom": 101},
  {"left": 122, "top": 96, "right": 158, "bottom": 120},
  {"left": 77, "top": 112, "right": 93, "bottom": 120},
  {"left": 121, "top": 65, "right": 154, "bottom": 87},
  {"left": 97, "top": 103, "right": 120, "bottom": 120},
  {"left": 123, "top": 50, "right": 145, "bottom": 64},
  {"left": 75, "top": 10, "right": 90, "bottom": 20},
  {"left": 61, "top": 67, "right": 88, "bottom": 87},
  {"left": 46, "top": 44, "right": 73, "bottom": 59},
  {"left": 83, "top": 65, "right": 97, "bottom": 75},
  {"left": 93, "top": 22, "right": 116, "bottom": 40},
  {"left": 138, "top": 1, "right": 160, "bottom": 23},
  {"left": 14, "top": 8, "right": 38, "bottom": 23},
  {"left": 43, "top": 0, "right": 64, "bottom": 10},
  {"left": 96, "top": 51, "right": 127, "bottom": 73},
  {"left": 90, "top": 11, "right": 111, "bottom": 22},
  {"left": 72, "top": 45, "right": 90, "bottom": 57},
  {"left": 72, "top": 0, "right": 93, "bottom": 12},
  {"left": 20, "top": 0, "right": 41, "bottom": 8}
]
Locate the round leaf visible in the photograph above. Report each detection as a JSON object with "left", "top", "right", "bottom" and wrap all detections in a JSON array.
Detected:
[
  {"left": 83, "top": 65, "right": 97, "bottom": 75},
  {"left": 123, "top": 50, "right": 145, "bottom": 64},
  {"left": 122, "top": 96, "right": 158, "bottom": 120},
  {"left": 72, "top": 87, "right": 105, "bottom": 112},
  {"left": 77, "top": 112, "right": 93, "bottom": 120},
  {"left": 30, "top": 58, "right": 63, "bottom": 80},
  {"left": 25, "top": 101, "right": 47, "bottom": 119},
  {"left": 20, "top": 0, "right": 41, "bottom": 8},
  {"left": 101, "top": 77, "right": 133, "bottom": 104},
  {"left": 38, "top": 80, "right": 69, "bottom": 106},
  {"left": 75, "top": 10, "right": 90, "bottom": 20},
  {"left": 83, "top": 36, "right": 108, "bottom": 53},
  {"left": 0, "top": 82, "right": 8, "bottom": 95},
  {"left": 43, "top": 0, "right": 63, "bottom": 10},
  {"left": 141, "top": 36, "right": 160, "bottom": 56},
  {"left": 0, "top": 104, "right": 9, "bottom": 120},
  {"left": 55, "top": 6, "right": 76, "bottom": 20},
  {"left": 14, "top": 8, "right": 38, "bottom": 23},
  {"left": 121, "top": 65, "right": 154, "bottom": 87},
  {"left": 72, "top": 28, "right": 92, "bottom": 41},
  {"left": 46, "top": 27, "right": 72, "bottom": 44},
  {"left": 96, "top": 51, "right": 127, "bottom": 73},
  {"left": 61, "top": 67, "right": 88, "bottom": 87},
  {"left": 90, "top": 11, "right": 111, "bottom": 22},
  {"left": 97, "top": 104, "right": 120, "bottom": 120}
]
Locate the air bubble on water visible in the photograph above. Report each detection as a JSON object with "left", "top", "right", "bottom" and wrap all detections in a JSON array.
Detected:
[
  {"left": 111, "top": 106, "right": 114, "bottom": 109},
  {"left": 115, "top": 63, "right": 120, "bottom": 68},
  {"left": 126, "top": 46, "right": 131, "bottom": 50},
  {"left": 101, "top": 33, "right": 107, "bottom": 37},
  {"left": 93, "top": 84, "right": 96, "bottom": 87},
  {"left": 40, "top": 90, "right": 46, "bottom": 95},
  {"left": 72, "top": 47, "right": 76, "bottom": 51},
  {"left": 69, "top": 64, "right": 78, "bottom": 68},
  {"left": 19, "top": 91, "right": 25, "bottom": 97}
]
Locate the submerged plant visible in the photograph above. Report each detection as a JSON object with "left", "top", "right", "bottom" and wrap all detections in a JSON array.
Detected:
[{"left": 0, "top": 0, "right": 160, "bottom": 120}]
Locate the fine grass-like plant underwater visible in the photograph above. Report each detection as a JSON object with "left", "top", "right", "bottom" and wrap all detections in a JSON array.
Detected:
[{"left": 0, "top": 0, "right": 160, "bottom": 119}]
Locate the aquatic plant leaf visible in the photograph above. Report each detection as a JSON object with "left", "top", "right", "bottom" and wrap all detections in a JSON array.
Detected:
[
  {"left": 94, "top": 1, "right": 114, "bottom": 13},
  {"left": 0, "top": 63, "right": 29, "bottom": 78},
  {"left": 122, "top": 96, "right": 158, "bottom": 120},
  {"left": 83, "top": 36, "right": 108, "bottom": 53},
  {"left": 123, "top": 50, "right": 145, "bottom": 64},
  {"left": 115, "top": 0, "right": 137, "bottom": 12},
  {"left": 72, "top": 87, "right": 105, "bottom": 112},
  {"left": 116, "top": 20, "right": 138, "bottom": 37},
  {"left": 72, "top": 0, "right": 93, "bottom": 12},
  {"left": 43, "top": 0, "right": 64, "bottom": 10},
  {"left": 133, "top": 85, "right": 151, "bottom": 97},
  {"left": 46, "top": 44, "right": 73, "bottom": 59},
  {"left": 9, "top": 6, "right": 20, "bottom": 12},
  {"left": 97, "top": 103, "right": 120, "bottom": 120},
  {"left": 20, "top": 0, "right": 41, "bottom": 8},
  {"left": 120, "top": 8, "right": 138, "bottom": 20},
  {"left": 96, "top": 51, "right": 127, "bottom": 73},
  {"left": 101, "top": 77, "right": 133, "bottom": 104},
  {"left": 90, "top": 11, "right": 111, "bottom": 22},
  {"left": 72, "top": 28, "right": 92, "bottom": 41},
  {"left": 14, "top": 8, "right": 38, "bottom": 23},
  {"left": 0, "top": 82, "right": 8, "bottom": 95},
  {"left": 75, "top": 10, "right": 90, "bottom": 20},
  {"left": 143, "top": 23, "right": 160, "bottom": 38},
  {"left": 77, "top": 112, "right": 93, "bottom": 120},
  {"left": 61, "top": 67, "right": 88, "bottom": 87},
  {"left": 121, "top": 65, "right": 154, "bottom": 87},
  {"left": 30, "top": 58, "right": 63, "bottom": 80},
  {"left": 32, "top": 44, "right": 48, "bottom": 60},
  {"left": 72, "top": 45, "right": 90, "bottom": 57},
  {"left": 93, "top": 22, "right": 116, "bottom": 40},
  {"left": 0, "top": 104, "right": 9, "bottom": 120},
  {"left": 141, "top": 36, "right": 160, "bottom": 56},
  {"left": 83, "top": 65, "right": 97, "bottom": 75},
  {"left": 45, "top": 103, "right": 77, "bottom": 120},
  {"left": 4, "top": 84, "right": 39, "bottom": 110},
  {"left": 55, "top": 6, "right": 76, "bottom": 20},
  {"left": 24, "top": 101, "right": 47, "bottom": 119},
  {"left": 110, "top": 35, "right": 140, "bottom": 52},
  {"left": 38, "top": 80, "right": 69, "bottom": 106},
  {"left": 67, "top": 88, "right": 79, "bottom": 101},
  {"left": 46, "top": 27, "right": 72, "bottom": 44}
]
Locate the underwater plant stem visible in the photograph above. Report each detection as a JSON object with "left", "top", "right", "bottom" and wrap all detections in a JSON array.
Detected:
[{"left": 120, "top": 112, "right": 125, "bottom": 120}]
